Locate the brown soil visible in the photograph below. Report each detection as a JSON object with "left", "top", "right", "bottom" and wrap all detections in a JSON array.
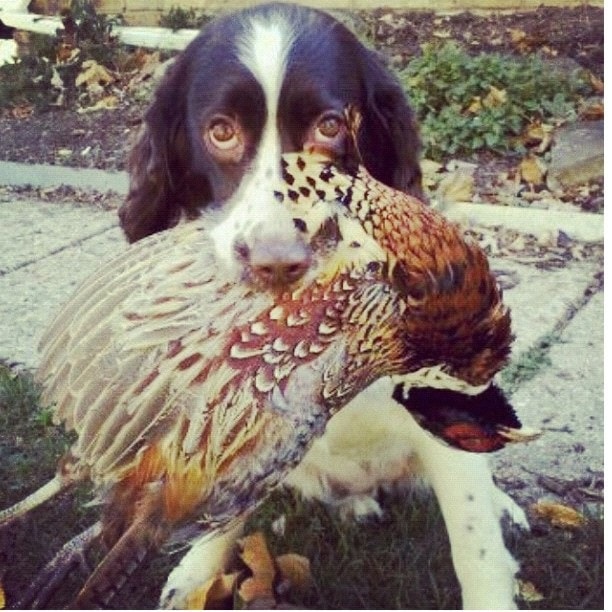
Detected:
[
  {"left": 0, "top": 5, "right": 604, "bottom": 172},
  {"left": 360, "top": 4, "right": 603, "bottom": 75}
]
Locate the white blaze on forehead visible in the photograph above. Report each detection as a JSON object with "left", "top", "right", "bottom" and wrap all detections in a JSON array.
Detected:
[
  {"left": 237, "top": 15, "right": 294, "bottom": 114},
  {"left": 211, "top": 14, "right": 297, "bottom": 270}
]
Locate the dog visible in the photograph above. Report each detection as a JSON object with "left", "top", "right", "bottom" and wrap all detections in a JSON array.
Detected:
[
  {"left": 120, "top": 3, "right": 527, "bottom": 608},
  {"left": 119, "top": 1, "right": 422, "bottom": 282}
]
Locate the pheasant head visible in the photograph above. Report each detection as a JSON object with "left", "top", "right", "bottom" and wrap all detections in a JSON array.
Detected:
[{"left": 275, "top": 153, "right": 539, "bottom": 451}]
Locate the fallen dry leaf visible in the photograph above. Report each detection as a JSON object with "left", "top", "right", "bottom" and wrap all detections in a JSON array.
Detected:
[
  {"left": 467, "top": 86, "right": 506, "bottom": 115},
  {"left": 436, "top": 169, "right": 474, "bottom": 203},
  {"left": 531, "top": 500, "right": 586, "bottom": 528},
  {"left": 518, "top": 154, "right": 546, "bottom": 186},
  {"left": 466, "top": 96, "right": 482, "bottom": 114},
  {"left": 56, "top": 43, "right": 79, "bottom": 64},
  {"left": 588, "top": 72, "right": 604, "bottom": 95},
  {"left": 432, "top": 29, "right": 452, "bottom": 38},
  {"left": 517, "top": 579, "right": 544, "bottom": 602},
  {"left": 77, "top": 95, "right": 119, "bottom": 114},
  {"left": 521, "top": 122, "right": 554, "bottom": 154},
  {"left": 540, "top": 45, "right": 558, "bottom": 57},
  {"left": 10, "top": 104, "right": 34, "bottom": 119},
  {"left": 75, "top": 59, "right": 114, "bottom": 89},
  {"left": 508, "top": 27, "right": 529, "bottom": 52},
  {"left": 184, "top": 572, "right": 239, "bottom": 609},
  {"left": 238, "top": 532, "right": 277, "bottom": 606},
  {"left": 508, "top": 28, "right": 526, "bottom": 45},
  {"left": 0, "top": 580, "right": 5, "bottom": 610},
  {"left": 127, "top": 51, "right": 162, "bottom": 87},
  {"left": 276, "top": 553, "right": 312, "bottom": 592},
  {"left": 507, "top": 27, "right": 540, "bottom": 53},
  {"left": 580, "top": 100, "right": 604, "bottom": 121},
  {"left": 421, "top": 158, "right": 444, "bottom": 189},
  {"left": 482, "top": 85, "right": 507, "bottom": 108}
]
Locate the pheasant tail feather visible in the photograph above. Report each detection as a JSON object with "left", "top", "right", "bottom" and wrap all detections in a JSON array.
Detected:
[{"left": 73, "top": 518, "right": 166, "bottom": 608}]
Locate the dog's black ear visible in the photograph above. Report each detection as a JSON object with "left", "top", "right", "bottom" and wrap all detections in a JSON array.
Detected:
[
  {"left": 119, "top": 56, "right": 211, "bottom": 243},
  {"left": 358, "top": 54, "right": 424, "bottom": 200}
]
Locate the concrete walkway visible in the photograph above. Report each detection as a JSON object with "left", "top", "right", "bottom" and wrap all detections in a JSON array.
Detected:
[{"left": 0, "top": 162, "right": 604, "bottom": 506}]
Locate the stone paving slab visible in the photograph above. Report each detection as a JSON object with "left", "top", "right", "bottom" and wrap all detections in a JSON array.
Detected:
[
  {"left": 0, "top": 200, "right": 118, "bottom": 274},
  {"left": 444, "top": 202, "right": 603, "bottom": 242},
  {"left": 493, "top": 291, "right": 604, "bottom": 502},
  {"left": 0, "top": 208, "right": 123, "bottom": 366},
  {"left": 0, "top": 161, "right": 129, "bottom": 195},
  {"left": 489, "top": 257, "right": 600, "bottom": 357}
]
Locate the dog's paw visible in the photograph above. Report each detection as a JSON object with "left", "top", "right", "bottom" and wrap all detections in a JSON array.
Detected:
[{"left": 337, "top": 495, "right": 383, "bottom": 522}]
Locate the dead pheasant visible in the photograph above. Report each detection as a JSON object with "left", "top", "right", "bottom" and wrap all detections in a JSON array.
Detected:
[{"left": 0, "top": 152, "right": 536, "bottom": 608}]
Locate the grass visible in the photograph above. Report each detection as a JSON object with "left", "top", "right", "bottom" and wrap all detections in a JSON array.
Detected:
[
  {"left": 0, "top": 364, "right": 603, "bottom": 609},
  {"left": 501, "top": 332, "right": 562, "bottom": 394}
]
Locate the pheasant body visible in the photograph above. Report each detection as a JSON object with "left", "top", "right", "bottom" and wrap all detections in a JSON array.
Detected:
[{"left": 2, "top": 152, "right": 530, "bottom": 607}]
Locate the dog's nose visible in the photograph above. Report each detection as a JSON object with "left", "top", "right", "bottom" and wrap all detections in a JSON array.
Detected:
[{"left": 241, "top": 239, "right": 311, "bottom": 287}]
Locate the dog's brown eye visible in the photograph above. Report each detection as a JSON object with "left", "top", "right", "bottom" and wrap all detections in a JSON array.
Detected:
[
  {"left": 315, "top": 114, "right": 343, "bottom": 140},
  {"left": 209, "top": 118, "right": 240, "bottom": 150},
  {"left": 204, "top": 115, "right": 246, "bottom": 163},
  {"left": 305, "top": 111, "right": 348, "bottom": 158}
]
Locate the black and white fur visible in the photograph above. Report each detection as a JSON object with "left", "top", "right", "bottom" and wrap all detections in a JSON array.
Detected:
[{"left": 121, "top": 4, "right": 527, "bottom": 608}]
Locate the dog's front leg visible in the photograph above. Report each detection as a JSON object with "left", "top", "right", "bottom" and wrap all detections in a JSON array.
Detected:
[
  {"left": 412, "top": 419, "right": 520, "bottom": 609},
  {"left": 160, "top": 518, "right": 245, "bottom": 608}
]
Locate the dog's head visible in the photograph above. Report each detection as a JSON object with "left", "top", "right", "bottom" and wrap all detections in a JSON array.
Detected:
[{"left": 120, "top": 3, "right": 422, "bottom": 284}]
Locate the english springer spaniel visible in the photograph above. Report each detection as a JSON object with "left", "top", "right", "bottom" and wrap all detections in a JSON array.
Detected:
[
  {"left": 120, "top": 1, "right": 422, "bottom": 285},
  {"left": 120, "top": 3, "right": 527, "bottom": 608}
]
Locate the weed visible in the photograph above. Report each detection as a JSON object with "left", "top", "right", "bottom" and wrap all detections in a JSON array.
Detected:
[
  {"left": 0, "top": 365, "right": 70, "bottom": 502},
  {"left": 158, "top": 6, "right": 212, "bottom": 31},
  {"left": 501, "top": 333, "right": 561, "bottom": 394},
  {"left": 68, "top": 0, "right": 125, "bottom": 68},
  {"left": 510, "top": 507, "right": 604, "bottom": 609},
  {"left": 0, "top": 34, "right": 57, "bottom": 109},
  {"left": 247, "top": 488, "right": 462, "bottom": 609},
  {"left": 400, "top": 42, "right": 591, "bottom": 160}
]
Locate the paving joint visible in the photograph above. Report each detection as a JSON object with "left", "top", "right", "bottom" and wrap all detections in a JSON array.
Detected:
[
  {"left": 0, "top": 223, "right": 118, "bottom": 276},
  {"left": 549, "top": 266, "right": 604, "bottom": 335}
]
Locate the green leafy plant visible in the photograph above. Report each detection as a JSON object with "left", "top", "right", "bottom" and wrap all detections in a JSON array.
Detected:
[
  {"left": 400, "top": 43, "right": 590, "bottom": 160},
  {"left": 67, "top": 0, "right": 124, "bottom": 67},
  {"left": 159, "top": 6, "right": 212, "bottom": 31},
  {"left": 0, "top": 34, "right": 57, "bottom": 109},
  {"left": 0, "top": 0, "right": 123, "bottom": 110}
]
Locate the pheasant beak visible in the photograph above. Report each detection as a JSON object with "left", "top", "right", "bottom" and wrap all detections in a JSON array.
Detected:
[{"left": 497, "top": 425, "right": 542, "bottom": 444}]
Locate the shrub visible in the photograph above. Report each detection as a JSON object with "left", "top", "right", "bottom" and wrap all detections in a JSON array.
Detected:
[
  {"left": 400, "top": 42, "right": 591, "bottom": 160},
  {"left": 0, "top": 0, "right": 123, "bottom": 110},
  {"left": 158, "top": 6, "right": 212, "bottom": 31},
  {"left": 0, "top": 34, "right": 57, "bottom": 109}
]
